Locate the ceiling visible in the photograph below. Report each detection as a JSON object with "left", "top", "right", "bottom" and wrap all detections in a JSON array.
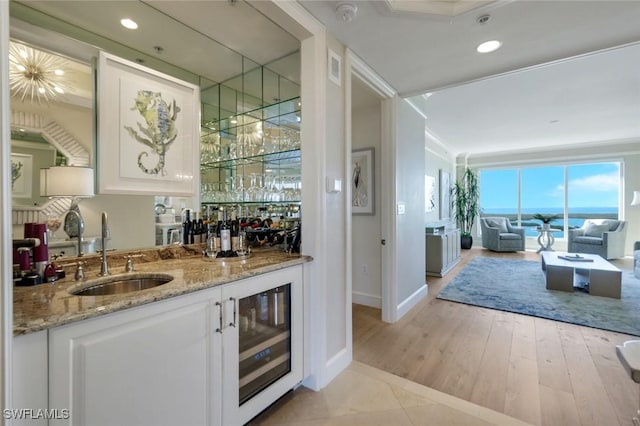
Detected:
[
  {"left": 13, "top": 0, "right": 300, "bottom": 85},
  {"left": 301, "top": 1, "right": 640, "bottom": 156},
  {"left": 11, "top": 1, "right": 640, "bottom": 157}
]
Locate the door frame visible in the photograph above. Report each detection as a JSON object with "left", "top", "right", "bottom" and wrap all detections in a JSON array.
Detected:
[{"left": 345, "top": 49, "right": 397, "bottom": 353}]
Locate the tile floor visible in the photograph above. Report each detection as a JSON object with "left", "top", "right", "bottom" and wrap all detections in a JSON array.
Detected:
[{"left": 250, "top": 361, "right": 532, "bottom": 425}]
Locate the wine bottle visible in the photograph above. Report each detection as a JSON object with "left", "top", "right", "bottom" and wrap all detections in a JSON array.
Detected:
[
  {"left": 182, "top": 209, "right": 191, "bottom": 245},
  {"left": 215, "top": 207, "right": 222, "bottom": 255},
  {"left": 230, "top": 208, "right": 239, "bottom": 255},
  {"left": 197, "top": 218, "right": 205, "bottom": 243},
  {"left": 220, "top": 207, "right": 231, "bottom": 257}
]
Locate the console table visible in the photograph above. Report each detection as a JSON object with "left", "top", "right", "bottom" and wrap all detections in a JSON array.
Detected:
[
  {"left": 426, "top": 226, "right": 461, "bottom": 277},
  {"left": 536, "top": 226, "right": 559, "bottom": 252}
]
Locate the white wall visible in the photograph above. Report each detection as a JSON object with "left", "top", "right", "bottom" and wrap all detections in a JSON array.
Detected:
[
  {"left": 625, "top": 152, "right": 640, "bottom": 251},
  {"left": 324, "top": 36, "right": 347, "bottom": 364},
  {"left": 425, "top": 133, "right": 455, "bottom": 225},
  {"left": 394, "top": 99, "right": 427, "bottom": 310},
  {"left": 352, "top": 101, "right": 382, "bottom": 308}
]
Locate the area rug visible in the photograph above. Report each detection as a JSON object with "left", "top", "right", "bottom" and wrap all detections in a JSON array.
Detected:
[{"left": 436, "top": 257, "right": 640, "bottom": 336}]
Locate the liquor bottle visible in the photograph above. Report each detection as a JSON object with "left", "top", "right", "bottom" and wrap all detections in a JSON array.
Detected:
[{"left": 220, "top": 207, "right": 232, "bottom": 257}]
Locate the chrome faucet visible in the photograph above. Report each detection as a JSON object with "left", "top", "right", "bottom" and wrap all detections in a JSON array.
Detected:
[
  {"left": 66, "top": 210, "right": 84, "bottom": 258},
  {"left": 65, "top": 210, "right": 85, "bottom": 280},
  {"left": 99, "top": 211, "right": 110, "bottom": 276}
]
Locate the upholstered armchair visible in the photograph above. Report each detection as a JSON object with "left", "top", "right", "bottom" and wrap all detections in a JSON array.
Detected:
[
  {"left": 633, "top": 241, "right": 639, "bottom": 279},
  {"left": 567, "top": 219, "right": 627, "bottom": 259},
  {"left": 480, "top": 217, "right": 526, "bottom": 252}
]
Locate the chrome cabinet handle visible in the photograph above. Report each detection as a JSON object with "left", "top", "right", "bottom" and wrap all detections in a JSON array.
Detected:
[
  {"left": 228, "top": 297, "right": 237, "bottom": 328},
  {"left": 215, "top": 301, "right": 223, "bottom": 334}
]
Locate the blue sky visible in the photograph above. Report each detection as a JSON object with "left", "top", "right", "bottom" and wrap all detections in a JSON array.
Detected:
[{"left": 480, "top": 163, "right": 620, "bottom": 211}]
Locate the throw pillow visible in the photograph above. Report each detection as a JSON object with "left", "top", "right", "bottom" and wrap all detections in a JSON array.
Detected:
[
  {"left": 584, "top": 223, "right": 609, "bottom": 238},
  {"left": 486, "top": 218, "right": 508, "bottom": 233}
]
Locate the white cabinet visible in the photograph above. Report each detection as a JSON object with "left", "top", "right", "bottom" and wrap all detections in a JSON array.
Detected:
[
  {"left": 426, "top": 227, "right": 461, "bottom": 277},
  {"left": 48, "top": 265, "right": 303, "bottom": 426},
  {"left": 49, "top": 290, "right": 218, "bottom": 426},
  {"left": 12, "top": 331, "right": 48, "bottom": 426}
]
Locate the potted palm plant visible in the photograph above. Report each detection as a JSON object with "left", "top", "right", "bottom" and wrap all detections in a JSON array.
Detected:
[
  {"left": 452, "top": 168, "right": 479, "bottom": 249},
  {"left": 533, "top": 213, "right": 560, "bottom": 230}
]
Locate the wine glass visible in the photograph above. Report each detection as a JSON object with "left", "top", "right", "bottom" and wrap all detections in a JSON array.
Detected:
[{"left": 46, "top": 212, "right": 62, "bottom": 240}]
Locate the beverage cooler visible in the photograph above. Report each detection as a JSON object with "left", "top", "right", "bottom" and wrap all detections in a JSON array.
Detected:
[{"left": 237, "top": 284, "right": 291, "bottom": 405}]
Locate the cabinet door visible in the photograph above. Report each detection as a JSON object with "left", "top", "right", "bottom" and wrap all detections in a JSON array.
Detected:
[
  {"left": 49, "top": 289, "right": 222, "bottom": 426},
  {"left": 12, "top": 331, "right": 48, "bottom": 426},
  {"left": 220, "top": 266, "right": 303, "bottom": 426}
]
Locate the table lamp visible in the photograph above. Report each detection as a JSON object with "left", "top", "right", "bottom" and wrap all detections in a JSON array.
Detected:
[{"left": 40, "top": 166, "right": 94, "bottom": 239}]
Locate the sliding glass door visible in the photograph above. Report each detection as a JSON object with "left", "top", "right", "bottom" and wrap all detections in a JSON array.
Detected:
[{"left": 479, "top": 161, "right": 621, "bottom": 239}]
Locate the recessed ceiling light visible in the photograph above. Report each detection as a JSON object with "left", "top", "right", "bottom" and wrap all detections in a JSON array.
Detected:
[
  {"left": 477, "top": 40, "right": 502, "bottom": 53},
  {"left": 120, "top": 18, "right": 138, "bottom": 30}
]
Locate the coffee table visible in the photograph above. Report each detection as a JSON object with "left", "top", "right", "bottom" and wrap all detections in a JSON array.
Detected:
[{"left": 541, "top": 252, "right": 622, "bottom": 298}]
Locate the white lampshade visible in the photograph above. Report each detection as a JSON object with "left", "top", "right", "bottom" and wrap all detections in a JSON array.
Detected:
[
  {"left": 631, "top": 190, "right": 640, "bottom": 207},
  {"left": 40, "top": 166, "right": 95, "bottom": 197}
]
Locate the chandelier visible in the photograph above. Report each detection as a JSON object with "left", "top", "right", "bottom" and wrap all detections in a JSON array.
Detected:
[{"left": 9, "top": 41, "right": 72, "bottom": 104}]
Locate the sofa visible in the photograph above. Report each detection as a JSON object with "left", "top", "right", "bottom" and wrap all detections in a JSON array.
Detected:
[
  {"left": 480, "top": 217, "right": 526, "bottom": 252},
  {"left": 634, "top": 241, "right": 640, "bottom": 279},
  {"left": 567, "top": 219, "right": 627, "bottom": 260}
]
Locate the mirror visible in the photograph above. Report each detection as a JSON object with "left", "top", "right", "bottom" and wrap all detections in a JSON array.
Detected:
[
  {"left": 10, "top": 108, "right": 91, "bottom": 221},
  {"left": 10, "top": 1, "right": 300, "bottom": 252}
]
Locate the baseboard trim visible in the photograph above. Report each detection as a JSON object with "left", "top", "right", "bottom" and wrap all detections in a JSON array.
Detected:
[
  {"left": 324, "top": 348, "right": 351, "bottom": 388},
  {"left": 352, "top": 291, "right": 382, "bottom": 309},
  {"left": 396, "top": 284, "right": 428, "bottom": 320}
]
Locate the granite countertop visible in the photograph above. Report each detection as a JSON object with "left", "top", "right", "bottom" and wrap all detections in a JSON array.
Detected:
[{"left": 13, "top": 245, "right": 312, "bottom": 336}]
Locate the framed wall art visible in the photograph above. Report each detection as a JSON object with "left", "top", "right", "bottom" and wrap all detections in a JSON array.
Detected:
[
  {"left": 11, "top": 153, "right": 32, "bottom": 198},
  {"left": 439, "top": 169, "right": 451, "bottom": 220},
  {"left": 425, "top": 174, "right": 436, "bottom": 213},
  {"left": 97, "top": 52, "right": 200, "bottom": 195},
  {"left": 352, "top": 148, "right": 374, "bottom": 215}
]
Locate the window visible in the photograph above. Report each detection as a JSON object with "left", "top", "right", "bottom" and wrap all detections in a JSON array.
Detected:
[
  {"left": 567, "top": 163, "right": 620, "bottom": 228},
  {"left": 479, "top": 161, "right": 621, "bottom": 238},
  {"left": 479, "top": 168, "right": 518, "bottom": 219},
  {"left": 521, "top": 166, "right": 564, "bottom": 237}
]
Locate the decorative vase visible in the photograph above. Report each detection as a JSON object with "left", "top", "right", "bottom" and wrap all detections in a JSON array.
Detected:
[{"left": 461, "top": 235, "right": 473, "bottom": 249}]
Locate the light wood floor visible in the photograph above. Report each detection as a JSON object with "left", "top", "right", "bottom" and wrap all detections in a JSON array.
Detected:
[{"left": 353, "top": 248, "right": 639, "bottom": 426}]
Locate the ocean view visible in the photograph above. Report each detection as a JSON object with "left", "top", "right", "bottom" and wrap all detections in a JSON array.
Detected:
[{"left": 481, "top": 207, "right": 618, "bottom": 237}]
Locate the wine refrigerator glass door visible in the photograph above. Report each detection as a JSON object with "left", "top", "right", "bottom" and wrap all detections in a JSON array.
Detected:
[{"left": 237, "top": 284, "right": 291, "bottom": 405}]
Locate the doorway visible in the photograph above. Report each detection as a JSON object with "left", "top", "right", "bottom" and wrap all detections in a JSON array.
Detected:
[{"left": 350, "top": 77, "right": 384, "bottom": 314}]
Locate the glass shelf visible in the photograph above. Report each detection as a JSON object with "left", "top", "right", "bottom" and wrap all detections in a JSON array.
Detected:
[{"left": 201, "top": 148, "right": 300, "bottom": 170}]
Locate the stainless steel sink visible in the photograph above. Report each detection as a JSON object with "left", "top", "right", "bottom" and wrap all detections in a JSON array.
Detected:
[{"left": 69, "top": 273, "right": 174, "bottom": 296}]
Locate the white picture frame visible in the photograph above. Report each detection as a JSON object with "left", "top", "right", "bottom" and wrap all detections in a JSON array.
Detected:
[
  {"left": 425, "top": 174, "right": 436, "bottom": 213},
  {"left": 328, "top": 49, "right": 342, "bottom": 86},
  {"left": 97, "top": 52, "right": 200, "bottom": 196},
  {"left": 352, "top": 148, "right": 374, "bottom": 215},
  {"left": 11, "top": 153, "right": 32, "bottom": 198},
  {"left": 439, "top": 169, "right": 451, "bottom": 220}
]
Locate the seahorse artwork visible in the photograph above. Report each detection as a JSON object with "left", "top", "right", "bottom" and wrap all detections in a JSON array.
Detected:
[
  {"left": 11, "top": 160, "right": 23, "bottom": 190},
  {"left": 124, "top": 90, "right": 181, "bottom": 176}
]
